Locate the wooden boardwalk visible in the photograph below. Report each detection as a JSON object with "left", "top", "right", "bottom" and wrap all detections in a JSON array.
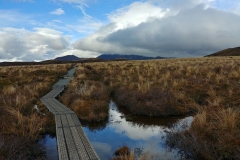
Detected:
[{"left": 41, "top": 67, "right": 100, "bottom": 160}]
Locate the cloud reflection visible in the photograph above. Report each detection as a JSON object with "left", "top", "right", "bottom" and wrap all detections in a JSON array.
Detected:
[{"left": 108, "top": 101, "right": 193, "bottom": 141}]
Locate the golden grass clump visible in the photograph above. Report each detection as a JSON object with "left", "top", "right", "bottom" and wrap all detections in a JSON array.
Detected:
[
  {"left": 59, "top": 66, "right": 110, "bottom": 122},
  {"left": 61, "top": 57, "right": 240, "bottom": 118},
  {"left": 3, "top": 108, "right": 44, "bottom": 139},
  {"left": 215, "top": 108, "right": 239, "bottom": 131},
  {"left": 167, "top": 106, "right": 240, "bottom": 159},
  {"left": 0, "top": 63, "right": 73, "bottom": 159},
  {"left": 193, "top": 110, "right": 207, "bottom": 129},
  {"left": 3, "top": 85, "right": 16, "bottom": 94},
  {"left": 59, "top": 56, "right": 240, "bottom": 159}
]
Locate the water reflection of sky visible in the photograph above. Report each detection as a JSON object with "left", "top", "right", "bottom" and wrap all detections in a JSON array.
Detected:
[
  {"left": 83, "top": 101, "right": 193, "bottom": 160},
  {"left": 43, "top": 101, "right": 193, "bottom": 160},
  {"left": 43, "top": 135, "right": 58, "bottom": 160}
]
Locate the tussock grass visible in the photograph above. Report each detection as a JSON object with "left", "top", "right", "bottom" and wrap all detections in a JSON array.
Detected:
[
  {"left": 3, "top": 108, "right": 43, "bottom": 138},
  {"left": 71, "top": 57, "right": 240, "bottom": 117},
  {"left": 0, "top": 63, "right": 73, "bottom": 158},
  {"left": 215, "top": 108, "right": 238, "bottom": 131},
  {"left": 3, "top": 85, "right": 16, "bottom": 94},
  {"left": 60, "top": 66, "right": 110, "bottom": 122},
  {"left": 193, "top": 109, "right": 207, "bottom": 129},
  {"left": 166, "top": 106, "right": 240, "bottom": 159},
  {"left": 60, "top": 57, "right": 240, "bottom": 158}
]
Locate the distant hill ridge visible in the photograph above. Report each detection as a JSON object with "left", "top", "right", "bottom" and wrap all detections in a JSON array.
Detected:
[
  {"left": 206, "top": 47, "right": 240, "bottom": 57},
  {"left": 54, "top": 54, "right": 171, "bottom": 61},
  {"left": 54, "top": 55, "right": 81, "bottom": 61},
  {"left": 97, "top": 54, "right": 164, "bottom": 60}
]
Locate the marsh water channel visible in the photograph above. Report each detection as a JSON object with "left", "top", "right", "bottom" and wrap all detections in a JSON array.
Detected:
[{"left": 42, "top": 100, "right": 193, "bottom": 160}]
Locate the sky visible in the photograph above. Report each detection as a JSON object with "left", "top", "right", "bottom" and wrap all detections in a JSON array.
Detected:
[{"left": 0, "top": 0, "right": 240, "bottom": 61}]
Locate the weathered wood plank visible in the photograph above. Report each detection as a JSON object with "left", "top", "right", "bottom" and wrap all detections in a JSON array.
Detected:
[
  {"left": 55, "top": 115, "right": 62, "bottom": 128},
  {"left": 40, "top": 98, "right": 58, "bottom": 114},
  {"left": 48, "top": 98, "right": 65, "bottom": 111},
  {"left": 53, "top": 79, "right": 71, "bottom": 88},
  {"left": 56, "top": 127, "right": 69, "bottom": 160},
  {"left": 63, "top": 127, "right": 80, "bottom": 160},
  {"left": 61, "top": 114, "right": 69, "bottom": 128},
  {"left": 41, "top": 67, "right": 100, "bottom": 160},
  {"left": 42, "top": 86, "right": 64, "bottom": 98},
  {"left": 70, "top": 126, "right": 89, "bottom": 160},
  {"left": 71, "top": 114, "right": 82, "bottom": 126},
  {"left": 63, "top": 67, "right": 77, "bottom": 77},
  {"left": 76, "top": 126, "right": 100, "bottom": 160},
  {"left": 66, "top": 114, "right": 81, "bottom": 127},
  {"left": 51, "top": 98, "right": 74, "bottom": 113}
]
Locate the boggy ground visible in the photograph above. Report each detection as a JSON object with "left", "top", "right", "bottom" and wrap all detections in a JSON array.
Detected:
[
  {"left": 61, "top": 57, "right": 240, "bottom": 159},
  {"left": 60, "top": 65, "right": 110, "bottom": 122},
  {"left": 166, "top": 105, "right": 240, "bottom": 159},
  {"left": 0, "top": 64, "right": 73, "bottom": 159}
]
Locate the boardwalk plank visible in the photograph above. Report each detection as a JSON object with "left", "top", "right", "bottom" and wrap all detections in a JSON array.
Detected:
[
  {"left": 42, "top": 86, "right": 64, "bottom": 98},
  {"left": 71, "top": 114, "right": 81, "bottom": 126},
  {"left": 53, "top": 79, "right": 71, "bottom": 88},
  {"left": 61, "top": 114, "right": 69, "bottom": 127},
  {"left": 52, "top": 98, "right": 74, "bottom": 113},
  {"left": 66, "top": 114, "right": 81, "bottom": 127},
  {"left": 70, "top": 126, "right": 89, "bottom": 160},
  {"left": 76, "top": 126, "right": 100, "bottom": 160},
  {"left": 40, "top": 98, "right": 58, "bottom": 114},
  {"left": 63, "top": 127, "right": 80, "bottom": 160},
  {"left": 57, "top": 127, "right": 69, "bottom": 160},
  {"left": 63, "top": 67, "right": 77, "bottom": 77},
  {"left": 48, "top": 99, "right": 66, "bottom": 112},
  {"left": 41, "top": 67, "right": 100, "bottom": 160},
  {"left": 55, "top": 115, "right": 62, "bottom": 128}
]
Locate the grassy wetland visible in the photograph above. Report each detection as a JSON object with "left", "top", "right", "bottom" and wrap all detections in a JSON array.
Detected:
[
  {"left": 0, "top": 64, "right": 73, "bottom": 159},
  {"left": 60, "top": 57, "right": 240, "bottom": 159}
]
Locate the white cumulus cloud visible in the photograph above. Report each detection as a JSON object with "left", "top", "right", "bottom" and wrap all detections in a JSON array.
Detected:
[
  {"left": 108, "top": 1, "right": 168, "bottom": 31},
  {"left": 53, "top": 0, "right": 88, "bottom": 4},
  {"left": 50, "top": 8, "right": 65, "bottom": 15},
  {"left": 0, "top": 27, "right": 71, "bottom": 61}
]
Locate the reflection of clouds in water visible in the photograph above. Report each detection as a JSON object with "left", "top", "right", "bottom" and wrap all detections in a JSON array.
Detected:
[
  {"left": 84, "top": 101, "right": 193, "bottom": 160},
  {"left": 137, "top": 142, "right": 179, "bottom": 160},
  {"left": 44, "top": 135, "right": 58, "bottom": 160},
  {"left": 109, "top": 101, "right": 166, "bottom": 140},
  {"left": 109, "top": 101, "right": 193, "bottom": 141},
  {"left": 173, "top": 116, "right": 194, "bottom": 130},
  {"left": 92, "top": 142, "right": 112, "bottom": 159}
]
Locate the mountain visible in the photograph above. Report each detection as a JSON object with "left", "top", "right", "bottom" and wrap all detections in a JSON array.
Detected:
[
  {"left": 54, "top": 55, "right": 81, "bottom": 61},
  {"left": 97, "top": 54, "right": 165, "bottom": 60},
  {"left": 206, "top": 47, "right": 240, "bottom": 57}
]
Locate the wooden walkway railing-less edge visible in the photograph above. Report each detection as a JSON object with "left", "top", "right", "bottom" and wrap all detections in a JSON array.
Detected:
[{"left": 41, "top": 67, "right": 100, "bottom": 160}]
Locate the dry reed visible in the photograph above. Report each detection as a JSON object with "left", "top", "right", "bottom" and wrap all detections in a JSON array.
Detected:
[
  {"left": 65, "top": 56, "right": 240, "bottom": 159},
  {"left": 0, "top": 63, "right": 73, "bottom": 158}
]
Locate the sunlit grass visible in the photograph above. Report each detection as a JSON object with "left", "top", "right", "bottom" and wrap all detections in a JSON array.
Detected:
[
  {"left": 72, "top": 57, "right": 240, "bottom": 117},
  {"left": 60, "top": 68, "right": 110, "bottom": 122},
  {"left": 0, "top": 63, "right": 73, "bottom": 159},
  {"left": 59, "top": 56, "right": 240, "bottom": 159}
]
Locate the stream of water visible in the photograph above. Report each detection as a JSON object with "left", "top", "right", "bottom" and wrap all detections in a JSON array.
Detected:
[{"left": 42, "top": 101, "right": 193, "bottom": 160}]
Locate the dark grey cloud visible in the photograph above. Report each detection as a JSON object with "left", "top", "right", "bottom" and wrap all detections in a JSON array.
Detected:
[
  {"left": 74, "top": 3, "right": 240, "bottom": 57},
  {"left": 104, "top": 5, "right": 240, "bottom": 56}
]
